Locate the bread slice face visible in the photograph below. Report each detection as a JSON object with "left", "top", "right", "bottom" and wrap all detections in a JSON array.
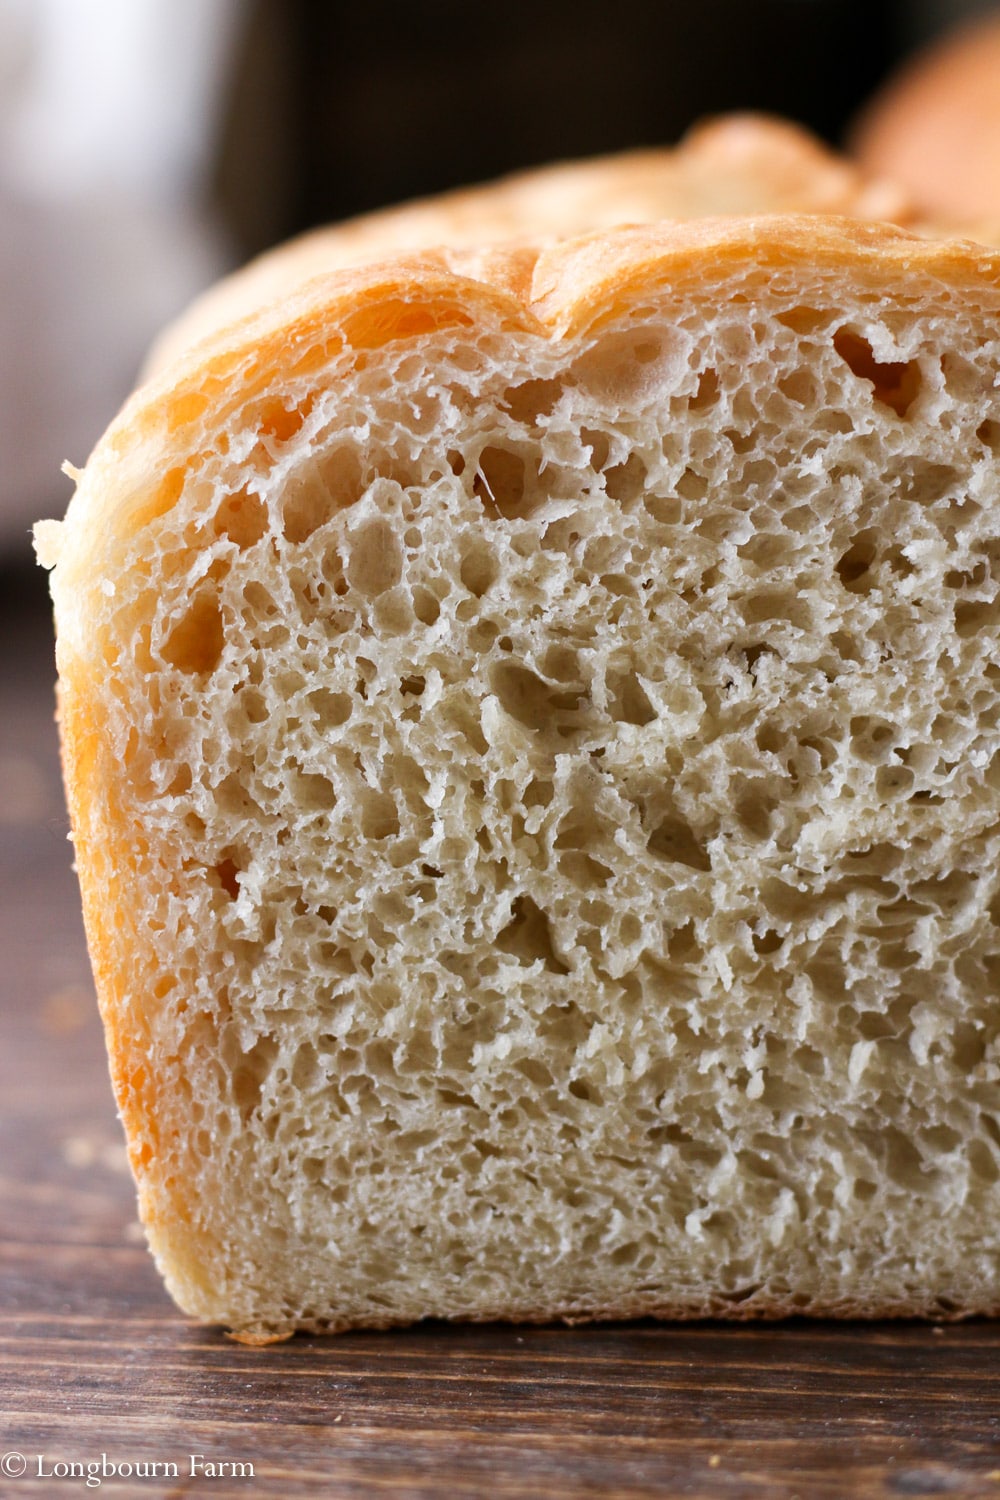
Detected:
[{"left": 38, "top": 216, "right": 1000, "bottom": 1339}]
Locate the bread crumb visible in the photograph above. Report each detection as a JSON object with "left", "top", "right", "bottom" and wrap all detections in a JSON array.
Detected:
[{"left": 33, "top": 516, "right": 64, "bottom": 567}]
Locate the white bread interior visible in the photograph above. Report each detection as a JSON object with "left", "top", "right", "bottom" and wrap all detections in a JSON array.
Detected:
[{"left": 36, "top": 196, "right": 1000, "bottom": 1340}]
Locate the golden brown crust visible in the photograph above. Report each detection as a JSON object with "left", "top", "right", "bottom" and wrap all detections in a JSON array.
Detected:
[
  {"left": 230, "top": 1291, "right": 999, "bottom": 1345},
  {"left": 527, "top": 213, "right": 1000, "bottom": 337},
  {"left": 70, "top": 214, "right": 1000, "bottom": 527},
  {"left": 145, "top": 114, "right": 914, "bottom": 378},
  {"left": 56, "top": 678, "right": 229, "bottom": 1307},
  {"left": 87, "top": 216, "right": 1000, "bottom": 516},
  {"left": 225, "top": 1328, "right": 295, "bottom": 1347}
]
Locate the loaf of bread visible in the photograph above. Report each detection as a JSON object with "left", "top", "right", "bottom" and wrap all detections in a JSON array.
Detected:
[
  {"left": 852, "top": 12, "right": 1000, "bottom": 234},
  {"left": 36, "top": 121, "right": 1000, "bottom": 1341}
]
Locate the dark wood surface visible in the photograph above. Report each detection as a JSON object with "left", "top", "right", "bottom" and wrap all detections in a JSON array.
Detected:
[{"left": 3, "top": 572, "right": 1000, "bottom": 1499}]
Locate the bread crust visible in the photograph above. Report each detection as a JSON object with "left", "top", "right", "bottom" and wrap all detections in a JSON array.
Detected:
[
  {"left": 38, "top": 150, "right": 1000, "bottom": 1336},
  {"left": 145, "top": 114, "right": 914, "bottom": 378}
]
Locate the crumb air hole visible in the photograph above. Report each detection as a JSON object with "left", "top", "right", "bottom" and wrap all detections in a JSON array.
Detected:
[
  {"left": 836, "top": 535, "right": 877, "bottom": 592},
  {"left": 497, "top": 895, "right": 569, "bottom": 974},
  {"left": 474, "top": 446, "right": 544, "bottom": 521},
  {"left": 214, "top": 487, "right": 268, "bottom": 547},
  {"left": 833, "top": 329, "right": 922, "bottom": 418},
  {"left": 647, "top": 815, "right": 712, "bottom": 871},
  {"left": 214, "top": 858, "right": 241, "bottom": 898},
  {"left": 162, "top": 593, "right": 224, "bottom": 674}
]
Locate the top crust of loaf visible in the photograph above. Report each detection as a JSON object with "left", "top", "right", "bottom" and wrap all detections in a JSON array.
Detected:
[
  {"left": 43, "top": 214, "right": 1000, "bottom": 582},
  {"left": 37, "top": 200, "right": 1000, "bottom": 1335},
  {"left": 144, "top": 114, "right": 915, "bottom": 378}
]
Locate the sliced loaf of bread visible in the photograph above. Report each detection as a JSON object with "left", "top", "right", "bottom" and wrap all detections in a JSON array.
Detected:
[{"left": 36, "top": 149, "right": 1000, "bottom": 1340}]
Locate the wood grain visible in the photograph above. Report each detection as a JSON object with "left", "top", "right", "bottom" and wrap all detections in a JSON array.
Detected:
[{"left": 3, "top": 570, "right": 1000, "bottom": 1499}]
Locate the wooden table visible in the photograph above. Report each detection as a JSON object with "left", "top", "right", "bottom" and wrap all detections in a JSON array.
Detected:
[{"left": 3, "top": 567, "right": 999, "bottom": 1499}]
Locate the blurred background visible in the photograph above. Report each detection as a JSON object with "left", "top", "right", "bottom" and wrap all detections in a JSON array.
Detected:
[{"left": 0, "top": 0, "right": 998, "bottom": 572}]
